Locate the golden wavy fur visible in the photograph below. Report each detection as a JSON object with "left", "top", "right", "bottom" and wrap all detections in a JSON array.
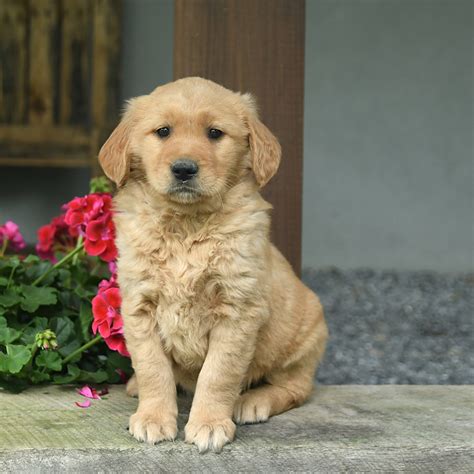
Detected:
[{"left": 99, "top": 77, "right": 328, "bottom": 453}]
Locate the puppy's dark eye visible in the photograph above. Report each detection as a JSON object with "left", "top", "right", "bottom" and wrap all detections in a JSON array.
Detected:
[
  {"left": 156, "top": 127, "right": 171, "bottom": 138},
  {"left": 208, "top": 128, "right": 223, "bottom": 140}
]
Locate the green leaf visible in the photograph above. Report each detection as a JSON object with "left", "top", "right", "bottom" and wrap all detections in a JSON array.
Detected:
[
  {"left": 0, "top": 326, "right": 21, "bottom": 344},
  {"left": 106, "top": 350, "right": 132, "bottom": 371},
  {"left": 0, "top": 344, "right": 32, "bottom": 373},
  {"left": 24, "top": 261, "right": 54, "bottom": 284},
  {"left": 23, "top": 255, "right": 40, "bottom": 265},
  {"left": 90, "top": 176, "right": 113, "bottom": 193},
  {"left": 78, "top": 369, "right": 108, "bottom": 383},
  {"left": 21, "top": 318, "right": 49, "bottom": 344},
  {"left": 105, "top": 351, "right": 132, "bottom": 383},
  {"left": 0, "top": 255, "right": 20, "bottom": 271},
  {"left": 56, "top": 269, "right": 71, "bottom": 286},
  {"left": 53, "top": 364, "right": 80, "bottom": 384},
  {"left": 0, "top": 288, "right": 22, "bottom": 308},
  {"left": 36, "top": 351, "right": 62, "bottom": 371},
  {"left": 0, "top": 277, "right": 9, "bottom": 286},
  {"left": 20, "top": 285, "right": 57, "bottom": 313},
  {"left": 75, "top": 286, "right": 96, "bottom": 299},
  {"left": 0, "top": 316, "right": 22, "bottom": 344},
  {"left": 79, "top": 302, "right": 93, "bottom": 341},
  {"left": 34, "top": 317, "right": 49, "bottom": 330},
  {"left": 51, "top": 316, "right": 74, "bottom": 345},
  {"left": 57, "top": 339, "right": 81, "bottom": 358},
  {"left": 31, "top": 371, "right": 51, "bottom": 383}
]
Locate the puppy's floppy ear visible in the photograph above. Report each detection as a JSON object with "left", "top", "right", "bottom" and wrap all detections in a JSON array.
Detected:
[
  {"left": 98, "top": 100, "right": 136, "bottom": 186},
  {"left": 244, "top": 94, "right": 281, "bottom": 188}
]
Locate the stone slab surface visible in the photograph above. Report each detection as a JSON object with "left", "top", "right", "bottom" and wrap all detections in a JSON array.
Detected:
[{"left": 0, "top": 385, "right": 473, "bottom": 472}]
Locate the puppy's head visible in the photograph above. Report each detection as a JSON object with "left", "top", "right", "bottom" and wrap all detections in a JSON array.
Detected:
[{"left": 99, "top": 77, "right": 281, "bottom": 205}]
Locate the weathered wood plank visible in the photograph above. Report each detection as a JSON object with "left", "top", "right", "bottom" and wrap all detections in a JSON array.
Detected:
[
  {"left": 174, "top": 0, "right": 305, "bottom": 274},
  {"left": 0, "top": 0, "right": 27, "bottom": 123},
  {"left": 59, "top": 0, "right": 91, "bottom": 125},
  {"left": 0, "top": 156, "right": 91, "bottom": 167},
  {"left": 0, "top": 125, "right": 89, "bottom": 145},
  {"left": 0, "top": 386, "right": 472, "bottom": 471},
  {"left": 28, "top": 0, "right": 59, "bottom": 125},
  {"left": 0, "top": 0, "right": 121, "bottom": 168}
]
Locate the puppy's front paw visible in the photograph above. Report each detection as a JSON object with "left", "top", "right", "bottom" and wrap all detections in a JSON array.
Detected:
[
  {"left": 185, "top": 417, "right": 235, "bottom": 453},
  {"left": 233, "top": 390, "right": 271, "bottom": 424},
  {"left": 129, "top": 410, "right": 177, "bottom": 444}
]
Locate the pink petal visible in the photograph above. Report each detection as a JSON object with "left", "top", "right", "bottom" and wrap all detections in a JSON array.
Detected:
[
  {"left": 75, "top": 400, "right": 92, "bottom": 408},
  {"left": 77, "top": 385, "right": 94, "bottom": 398},
  {"left": 77, "top": 385, "right": 101, "bottom": 399},
  {"left": 103, "top": 287, "right": 121, "bottom": 308},
  {"left": 84, "top": 237, "right": 107, "bottom": 256}
]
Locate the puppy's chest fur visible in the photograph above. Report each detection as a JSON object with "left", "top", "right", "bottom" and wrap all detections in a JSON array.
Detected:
[
  {"left": 153, "top": 234, "right": 221, "bottom": 369},
  {"left": 116, "top": 206, "right": 263, "bottom": 371}
]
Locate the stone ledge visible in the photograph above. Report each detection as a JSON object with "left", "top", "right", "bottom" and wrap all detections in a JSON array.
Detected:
[{"left": 1, "top": 385, "right": 473, "bottom": 472}]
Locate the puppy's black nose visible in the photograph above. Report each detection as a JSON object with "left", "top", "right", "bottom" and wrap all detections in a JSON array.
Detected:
[{"left": 171, "top": 159, "right": 199, "bottom": 182}]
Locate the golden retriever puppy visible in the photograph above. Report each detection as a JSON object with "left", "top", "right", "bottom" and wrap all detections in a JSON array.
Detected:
[{"left": 98, "top": 77, "right": 328, "bottom": 453}]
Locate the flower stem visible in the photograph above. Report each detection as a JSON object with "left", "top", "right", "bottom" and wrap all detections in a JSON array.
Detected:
[
  {"left": 72, "top": 235, "right": 84, "bottom": 265},
  {"left": 62, "top": 334, "right": 102, "bottom": 366},
  {"left": 25, "top": 344, "right": 39, "bottom": 372},
  {"left": 0, "top": 238, "right": 8, "bottom": 257},
  {"left": 32, "top": 244, "right": 84, "bottom": 286},
  {"left": 6, "top": 265, "right": 17, "bottom": 289}
]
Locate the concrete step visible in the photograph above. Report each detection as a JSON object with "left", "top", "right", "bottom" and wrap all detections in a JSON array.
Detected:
[{"left": 0, "top": 385, "right": 472, "bottom": 472}]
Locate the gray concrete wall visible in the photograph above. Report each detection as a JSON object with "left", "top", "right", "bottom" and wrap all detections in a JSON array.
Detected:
[
  {"left": 0, "top": 0, "right": 471, "bottom": 271},
  {"left": 303, "top": 0, "right": 473, "bottom": 271}
]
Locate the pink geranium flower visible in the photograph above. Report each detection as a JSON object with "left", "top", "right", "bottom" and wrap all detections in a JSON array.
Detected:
[
  {"left": 84, "top": 215, "right": 117, "bottom": 262},
  {"left": 0, "top": 221, "right": 26, "bottom": 253},
  {"left": 36, "top": 214, "right": 77, "bottom": 261},
  {"left": 64, "top": 193, "right": 117, "bottom": 262},
  {"left": 92, "top": 281, "right": 129, "bottom": 357}
]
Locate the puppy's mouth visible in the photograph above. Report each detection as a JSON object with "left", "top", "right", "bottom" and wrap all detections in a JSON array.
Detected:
[{"left": 167, "top": 183, "right": 202, "bottom": 202}]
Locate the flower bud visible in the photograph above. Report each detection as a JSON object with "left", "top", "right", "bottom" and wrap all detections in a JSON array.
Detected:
[{"left": 35, "top": 329, "right": 59, "bottom": 350}]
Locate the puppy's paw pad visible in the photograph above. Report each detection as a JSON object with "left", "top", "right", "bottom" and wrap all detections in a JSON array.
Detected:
[
  {"left": 129, "top": 411, "right": 177, "bottom": 444},
  {"left": 233, "top": 392, "right": 271, "bottom": 424},
  {"left": 185, "top": 418, "right": 235, "bottom": 453}
]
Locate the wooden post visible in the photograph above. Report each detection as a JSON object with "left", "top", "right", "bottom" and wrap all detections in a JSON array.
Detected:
[{"left": 174, "top": 0, "right": 305, "bottom": 274}]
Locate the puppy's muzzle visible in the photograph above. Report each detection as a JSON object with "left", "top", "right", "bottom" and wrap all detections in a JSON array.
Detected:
[{"left": 171, "top": 159, "right": 199, "bottom": 183}]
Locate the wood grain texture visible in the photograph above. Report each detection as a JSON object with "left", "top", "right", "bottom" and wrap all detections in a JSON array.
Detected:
[
  {"left": 28, "top": 0, "right": 59, "bottom": 125},
  {"left": 59, "top": 0, "right": 91, "bottom": 125},
  {"left": 91, "top": 0, "right": 121, "bottom": 128},
  {"left": 90, "top": 0, "right": 121, "bottom": 169},
  {"left": 0, "top": 0, "right": 121, "bottom": 168},
  {"left": 0, "top": 385, "right": 472, "bottom": 471},
  {"left": 174, "top": 0, "right": 305, "bottom": 274},
  {"left": 0, "top": 0, "right": 28, "bottom": 123}
]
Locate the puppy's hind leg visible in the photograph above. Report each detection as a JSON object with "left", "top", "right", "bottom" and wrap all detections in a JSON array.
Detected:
[
  {"left": 235, "top": 310, "right": 327, "bottom": 425},
  {"left": 233, "top": 357, "right": 318, "bottom": 424},
  {"left": 126, "top": 373, "right": 138, "bottom": 397}
]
